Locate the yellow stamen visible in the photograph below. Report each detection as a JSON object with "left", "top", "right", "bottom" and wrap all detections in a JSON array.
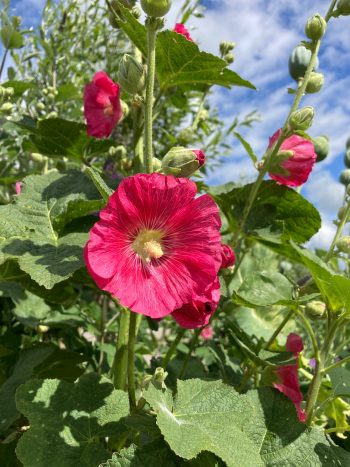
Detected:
[{"left": 132, "top": 229, "right": 164, "bottom": 263}]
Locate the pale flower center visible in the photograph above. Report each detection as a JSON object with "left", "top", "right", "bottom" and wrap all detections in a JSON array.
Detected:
[
  {"left": 132, "top": 229, "right": 164, "bottom": 263},
  {"left": 104, "top": 103, "right": 114, "bottom": 116}
]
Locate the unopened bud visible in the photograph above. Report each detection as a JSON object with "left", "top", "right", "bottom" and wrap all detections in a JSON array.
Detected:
[
  {"left": 336, "top": 0, "right": 350, "bottom": 16},
  {"left": 31, "top": 152, "right": 45, "bottom": 163},
  {"left": 11, "top": 16, "right": 22, "bottom": 28},
  {"left": 305, "top": 72, "right": 324, "bottom": 94},
  {"left": 220, "top": 41, "right": 235, "bottom": 56},
  {"left": 178, "top": 127, "right": 195, "bottom": 144},
  {"left": 152, "top": 157, "right": 162, "bottom": 171},
  {"left": 4, "top": 87, "right": 14, "bottom": 97},
  {"left": 198, "top": 109, "right": 209, "bottom": 123},
  {"left": 288, "top": 106, "right": 314, "bottom": 131},
  {"left": 313, "top": 135, "right": 329, "bottom": 162},
  {"left": 162, "top": 147, "right": 205, "bottom": 177},
  {"left": 120, "top": 100, "right": 129, "bottom": 119},
  {"left": 224, "top": 53, "right": 234, "bottom": 64},
  {"left": 141, "top": 0, "right": 172, "bottom": 17},
  {"left": 305, "top": 301, "right": 326, "bottom": 320},
  {"left": 305, "top": 14, "right": 327, "bottom": 41},
  {"left": 338, "top": 206, "right": 350, "bottom": 223},
  {"left": 340, "top": 169, "right": 350, "bottom": 186},
  {"left": 336, "top": 236, "right": 350, "bottom": 253},
  {"left": 344, "top": 149, "right": 350, "bottom": 168},
  {"left": 288, "top": 45, "right": 319, "bottom": 82},
  {"left": 118, "top": 54, "right": 145, "bottom": 95},
  {"left": 0, "top": 102, "right": 13, "bottom": 114},
  {"left": 36, "top": 102, "right": 45, "bottom": 111},
  {"left": 131, "top": 6, "right": 141, "bottom": 18},
  {"left": 37, "top": 324, "right": 50, "bottom": 333}
]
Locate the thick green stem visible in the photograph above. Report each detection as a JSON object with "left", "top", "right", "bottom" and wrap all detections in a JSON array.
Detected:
[
  {"left": 111, "top": 307, "right": 130, "bottom": 390},
  {"left": 265, "top": 309, "right": 295, "bottom": 350},
  {"left": 132, "top": 47, "right": 145, "bottom": 172},
  {"left": 323, "top": 355, "right": 350, "bottom": 374},
  {"left": 325, "top": 202, "right": 350, "bottom": 262},
  {"left": 162, "top": 328, "right": 186, "bottom": 368},
  {"left": 127, "top": 312, "right": 137, "bottom": 410},
  {"left": 144, "top": 18, "right": 158, "bottom": 173}
]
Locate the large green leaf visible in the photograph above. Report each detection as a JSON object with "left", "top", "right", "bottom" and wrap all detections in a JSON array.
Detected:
[
  {"left": 16, "top": 373, "right": 129, "bottom": 467},
  {"left": 292, "top": 244, "right": 350, "bottom": 313},
  {"left": 0, "top": 170, "right": 103, "bottom": 288},
  {"left": 144, "top": 380, "right": 350, "bottom": 466},
  {"left": 210, "top": 181, "right": 321, "bottom": 243},
  {"left": 115, "top": 4, "right": 254, "bottom": 92}
]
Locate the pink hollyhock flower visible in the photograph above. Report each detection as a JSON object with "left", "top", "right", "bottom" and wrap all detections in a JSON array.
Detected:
[
  {"left": 268, "top": 129, "right": 316, "bottom": 187},
  {"left": 192, "top": 149, "right": 205, "bottom": 167},
  {"left": 200, "top": 325, "right": 214, "bottom": 340},
  {"left": 273, "top": 333, "right": 306, "bottom": 423},
  {"left": 172, "top": 278, "right": 220, "bottom": 328},
  {"left": 15, "top": 181, "right": 22, "bottom": 195},
  {"left": 220, "top": 244, "right": 236, "bottom": 269},
  {"left": 83, "top": 71, "right": 123, "bottom": 138},
  {"left": 173, "top": 23, "right": 193, "bottom": 42},
  {"left": 84, "top": 173, "right": 222, "bottom": 318}
]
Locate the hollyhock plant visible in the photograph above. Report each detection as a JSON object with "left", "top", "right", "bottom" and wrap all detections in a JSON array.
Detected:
[
  {"left": 173, "top": 23, "right": 193, "bottom": 42},
  {"left": 83, "top": 71, "right": 123, "bottom": 138},
  {"left": 268, "top": 129, "right": 316, "bottom": 187},
  {"left": 172, "top": 278, "right": 220, "bottom": 328},
  {"left": 220, "top": 244, "right": 236, "bottom": 269},
  {"left": 84, "top": 173, "right": 222, "bottom": 318},
  {"left": 273, "top": 333, "right": 306, "bottom": 423}
]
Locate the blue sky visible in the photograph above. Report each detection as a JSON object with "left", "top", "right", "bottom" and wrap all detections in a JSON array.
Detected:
[{"left": 2, "top": 0, "right": 350, "bottom": 248}]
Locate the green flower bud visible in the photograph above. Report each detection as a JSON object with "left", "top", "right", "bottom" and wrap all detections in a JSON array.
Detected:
[
  {"left": 131, "top": 6, "right": 141, "bottom": 18},
  {"left": 340, "top": 169, "right": 350, "bottom": 186},
  {"left": 37, "top": 324, "right": 49, "bottom": 333},
  {"left": 4, "top": 86, "right": 14, "bottom": 97},
  {"left": 47, "top": 92, "right": 55, "bottom": 100},
  {"left": 118, "top": 54, "right": 145, "bottom": 95},
  {"left": 288, "top": 106, "right": 314, "bottom": 131},
  {"left": 31, "top": 152, "right": 45, "bottom": 163},
  {"left": 305, "top": 301, "right": 326, "bottom": 320},
  {"left": 141, "top": 0, "right": 172, "bottom": 17},
  {"left": 0, "top": 102, "right": 13, "bottom": 114},
  {"left": 219, "top": 41, "right": 235, "bottom": 56},
  {"left": 36, "top": 102, "right": 45, "bottom": 111},
  {"left": 313, "top": 135, "right": 329, "bottom": 162},
  {"left": 305, "top": 14, "right": 327, "bottom": 41},
  {"left": 0, "top": 86, "right": 5, "bottom": 100},
  {"left": 178, "top": 127, "right": 195, "bottom": 144},
  {"left": 338, "top": 206, "right": 350, "bottom": 222},
  {"left": 47, "top": 111, "right": 58, "bottom": 119},
  {"left": 11, "top": 16, "right": 22, "bottom": 28},
  {"left": 120, "top": 100, "right": 129, "bottom": 119},
  {"left": 198, "top": 109, "right": 209, "bottom": 123},
  {"left": 224, "top": 53, "right": 234, "bottom": 64},
  {"left": 152, "top": 157, "right": 162, "bottom": 171},
  {"left": 305, "top": 72, "right": 324, "bottom": 94},
  {"left": 288, "top": 45, "right": 319, "bottom": 82},
  {"left": 336, "top": 236, "right": 350, "bottom": 253},
  {"left": 162, "top": 146, "right": 205, "bottom": 177},
  {"left": 344, "top": 149, "right": 350, "bottom": 168},
  {"left": 336, "top": 0, "right": 350, "bottom": 16}
]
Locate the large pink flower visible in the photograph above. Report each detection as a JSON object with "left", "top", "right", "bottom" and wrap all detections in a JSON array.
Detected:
[
  {"left": 83, "top": 71, "right": 123, "bottom": 138},
  {"left": 268, "top": 129, "right": 316, "bottom": 187},
  {"left": 173, "top": 23, "right": 193, "bottom": 42},
  {"left": 84, "top": 173, "right": 222, "bottom": 318},
  {"left": 273, "top": 333, "right": 306, "bottom": 423},
  {"left": 172, "top": 278, "right": 220, "bottom": 328}
]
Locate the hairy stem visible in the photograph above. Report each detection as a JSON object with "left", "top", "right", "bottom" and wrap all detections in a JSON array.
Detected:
[
  {"left": 162, "top": 328, "right": 186, "bottom": 368},
  {"left": 127, "top": 312, "right": 137, "bottom": 410},
  {"left": 265, "top": 309, "right": 295, "bottom": 350},
  {"left": 325, "top": 201, "right": 350, "bottom": 262},
  {"left": 111, "top": 307, "right": 130, "bottom": 390}
]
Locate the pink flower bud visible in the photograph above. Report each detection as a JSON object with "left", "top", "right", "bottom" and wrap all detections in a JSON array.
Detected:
[
  {"left": 173, "top": 23, "right": 193, "bottom": 42},
  {"left": 192, "top": 149, "right": 205, "bottom": 167},
  {"left": 220, "top": 244, "right": 236, "bottom": 269},
  {"left": 83, "top": 71, "right": 123, "bottom": 138},
  {"left": 268, "top": 129, "right": 316, "bottom": 187},
  {"left": 200, "top": 325, "right": 213, "bottom": 340},
  {"left": 15, "top": 181, "right": 22, "bottom": 195}
]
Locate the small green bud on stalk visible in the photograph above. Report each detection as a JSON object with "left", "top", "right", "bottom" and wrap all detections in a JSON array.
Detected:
[
  {"left": 178, "top": 127, "right": 195, "bottom": 144},
  {"left": 5, "top": 87, "right": 14, "bottom": 97},
  {"left": 141, "top": 0, "right": 172, "bottom": 17},
  {"left": 224, "top": 53, "right": 234, "bottom": 64},
  {"left": 336, "top": 236, "right": 350, "bottom": 253},
  {"left": 288, "top": 106, "right": 314, "bottom": 131},
  {"left": 344, "top": 149, "right": 350, "bottom": 168},
  {"left": 0, "top": 102, "right": 13, "bottom": 114},
  {"left": 288, "top": 45, "right": 319, "bottom": 82},
  {"left": 219, "top": 41, "right": 235, "bottom": 56},
  {"left": 338, "top": 206, "right": 350, "bottom": 223},
  {"left": 336, "top": 0, "right": 350, "bottom": 16},
  {"left": 36, "top": 102, "right": 45, "bottom": 111},
  {"left": 340, "top": 169, "right": 350, "bottom": 186},
  {"left": 313, "top": 135, "right": 329, "bottom": 162},
  {"left": 305, "top": 72, "right": 324, "bottom": 94},
  {"left": 11, "top": 16, "right": 22, "bottom": 28},
  {"left": 162, "top": 146, "right": 205, "bottom": 178},
  {"left": 118, "top": 54, "right": 145, "bottom": 95},
  {"left": 31, "top": 152, "right": 45, "bottom": 163},
  {"left": 305, "top": 301, "right": 326, "bottom": 320},
  {"left": 305, "top": 14, "right": 327, "bottom": 41}
]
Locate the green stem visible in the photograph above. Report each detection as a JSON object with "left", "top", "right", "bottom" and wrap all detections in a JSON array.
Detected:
[
  {"left": 323, "top": 355, "right": 350, "bottom": 374},
  {"left": 179, "top": 328, "right": 201, "bottom": 379},
  {"left": 162, "top": 328, "right": 186, "bottom": 368},
  {"left": 132, "top": 47, "right": 145, "bottom": 172},
  {"left": 144, "top": 18, "right": 158, "bottom": 173},
  {"left": 265, "top": 309, "right": 295, "bottom": 350},
  {"left": 325, "top": 426, "right": 350, "bottom": 434},
  {"left": 296, "top": 308, "right": 320, "bottom": 362},
  {"left": 325, "top": 0, "right": 338, "bottom": 21},
  {"left": 0, "top": 48, "right": 8, "bottom": 80},
  {"left": 111, "top": 307, "right": 130, "bottom": 390},
  {"left": 127, "top": 311, "right": 137, "bottom": 410},
  {"left": 324, "top": 202, "right": 350, "bottom": 262}
]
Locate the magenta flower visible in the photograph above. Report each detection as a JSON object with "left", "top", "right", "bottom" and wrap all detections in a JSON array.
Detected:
[
  {"left": 172, "top": 278, "right": 220, "bottom": 328},
  {"left": 192, "top": 149, "right": 206, "bottom": 167},
  {"left": 84, "top": 173, "right": 222, "bottom": 318},
  {"left": 83, "top": 71, "right": 123, "bottom": 138},
  {"left": 173, "top": 23, "right": 193, "bottom": 42},
  {"left": 220, "top": 244, "right": 236, "bottom": 269},
  {"left": 200, "top": 325, "right": 214, "bottom": 340},
  {"left": 273, "top": 333, "right": 306, "bottom": 423},
  {"left": 268, "top": 129, "right": 316, "bottom": 187}
]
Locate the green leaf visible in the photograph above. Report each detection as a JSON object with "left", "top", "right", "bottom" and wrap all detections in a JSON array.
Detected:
[
  {"left": 233, "top": 132, "right": 258, "bottom": 164},
  {"left": 145, "top": 380, "right": 350, "bottom": 466},
  {"left": 116, "top": 4, "right": 255, "bottom": 92},
  {"left": 0, "top": 25, "right": 24, "bottom": 49},
  {"left": 55, "top": 83, "right": 80, "bottom": 101},
  {"left": 210, "top": 181, "right": 321, "bottom": 243},
  {"left": 16, "top": 373, "right": 129, "bottom": 467},
  {"left": 329, "top": 367, "right": 350, "bottom": 398},
  {"left": 231, "top": 271, "right": 294, "bottom": 307},
  {"left": 2, "top": 80, "right": 36, "bottom": 98},
  {"left": 17, "top": 117, "right": 115, "bottom": 160},
  {"left": 291, "top": 244, "right": 350, "bottom": 313}
]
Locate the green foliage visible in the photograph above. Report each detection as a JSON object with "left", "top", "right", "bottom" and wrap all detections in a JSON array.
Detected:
[{"left": 15, "top": 373, "right": 129, "bottom": 467}]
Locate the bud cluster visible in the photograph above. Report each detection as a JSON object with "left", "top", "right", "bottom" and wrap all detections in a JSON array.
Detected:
[
  {"left": 219, "top": 41, "right": 235, "bottom": 64},
  {"left": 0, "top": 85, "right": 14, "bottom": 115},
  {"left": 118, "top": 54, "right": 146, "bottom": 95}
]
